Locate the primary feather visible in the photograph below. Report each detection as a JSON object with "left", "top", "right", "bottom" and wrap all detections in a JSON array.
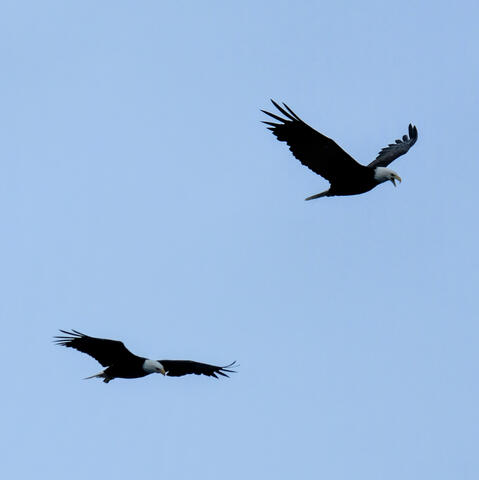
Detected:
[
  {"left": 160, "top": 360, "right": 237, "bottom": 378},
  {"left": 262, "top": 100, "right": 367, "bottom": 183},
  {"left": 54, "top": 329, "right": 138, "bottom": 366},
  {"left": 368, "top": 124, "right": 418, "bottom": 168}
]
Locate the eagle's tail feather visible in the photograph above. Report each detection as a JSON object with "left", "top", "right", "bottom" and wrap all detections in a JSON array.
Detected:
[
  {"left": 305, "top": 190, "right": 329, "bottom": 201},
  {"left": 83, "top": 370, "right": 110, "bottom": 382}
]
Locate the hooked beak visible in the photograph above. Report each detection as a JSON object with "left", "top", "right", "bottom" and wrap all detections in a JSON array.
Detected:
[
  {"left": 391, "top": 174, "right": 402, "bottom": 187},
  {"left": 160, "top": 367, "right": 166, "bottom": 376}
]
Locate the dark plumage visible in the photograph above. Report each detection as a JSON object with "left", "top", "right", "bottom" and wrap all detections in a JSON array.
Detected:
[
  {"left": 262, "top": 100, "right": 418, "bottom": 199},
  {"left": 55, "top": 330, "right": 236, "bottom": 383}
]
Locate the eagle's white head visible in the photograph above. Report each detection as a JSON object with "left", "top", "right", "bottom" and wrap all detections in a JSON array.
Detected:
[
  {"left": 374, "top": 167, "right": 402, "bottom": 187},
  {"left": 143, "top": 359, "right": 166, "bottom": 375}
]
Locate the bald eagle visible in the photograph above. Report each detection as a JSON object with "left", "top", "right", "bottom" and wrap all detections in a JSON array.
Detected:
[
  {"left": 55, "top": 330, "right": 236, "bottom": 383},
  {"left": 262, "top": 100, "right": 418, "bottom": 200}
]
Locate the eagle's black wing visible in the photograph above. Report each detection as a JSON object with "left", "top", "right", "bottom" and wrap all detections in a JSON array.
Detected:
[
  {"left": 159, "top": 360, "right": 237, "bottom": 378},
  {"left": 368, "top": 124, "right": 418, "bottom": 168},
  {"left": 54, "top": 330, "right": 138, "bottom": 367},
  {"left": 262, "top": 100, "right": 367, "bottom": 183}
]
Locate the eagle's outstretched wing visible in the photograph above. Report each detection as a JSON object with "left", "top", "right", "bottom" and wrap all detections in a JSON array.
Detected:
[
  {"left": 54, "top": 330, "right": 138, "bottom": 367},
  {"left": 368, "top": 124, "right": 418, "bottom": 168},
  {"left": 262, "top": 100, "right": 367, "bottom": 183},
  {"left": 159, "top": 360, "right": 237, "bottom": 378}
]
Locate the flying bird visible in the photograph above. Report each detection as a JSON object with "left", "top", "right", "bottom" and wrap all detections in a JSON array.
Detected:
[
  {"left": 55, "top": 330, "right": 236, "bottom": 383},
  {"left": 262, "top": 100, "right": 418, "bottom": 200}
]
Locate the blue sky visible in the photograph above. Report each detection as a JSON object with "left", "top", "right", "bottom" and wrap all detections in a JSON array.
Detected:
[{"left": 1, "top": 1, "right": 478, "bottom": 479}]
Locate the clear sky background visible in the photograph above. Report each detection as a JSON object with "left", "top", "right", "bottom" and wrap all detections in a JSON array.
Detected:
[{"left": 1, "top": 1, "right": 478, "bottom": 479}]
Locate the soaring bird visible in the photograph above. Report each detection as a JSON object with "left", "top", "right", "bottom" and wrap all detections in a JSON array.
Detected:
[
  {"left": 262, "top": 100, "right": 418, "bottom": 200},
  {"left": 55, "top": 330, "right": 236, "bottom": 383}
]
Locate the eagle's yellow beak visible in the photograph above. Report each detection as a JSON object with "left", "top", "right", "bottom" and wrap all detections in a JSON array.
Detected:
[{"left": 391, "top": 174, "right": 402, "bottom": 187}]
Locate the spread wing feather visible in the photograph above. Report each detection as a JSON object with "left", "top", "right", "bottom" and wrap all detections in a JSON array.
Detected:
[
  {"left": 262, "top": 100, "right": 367, "bottom": 183},
  {"left": 159, "top": 360, "right": 237, "bottom": 378},
  {"left": 368, "top": 124, "right": 418, "bottom": 168},
  {"left": 54, "top": 330, "right": 138, "bottom": 367}
]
